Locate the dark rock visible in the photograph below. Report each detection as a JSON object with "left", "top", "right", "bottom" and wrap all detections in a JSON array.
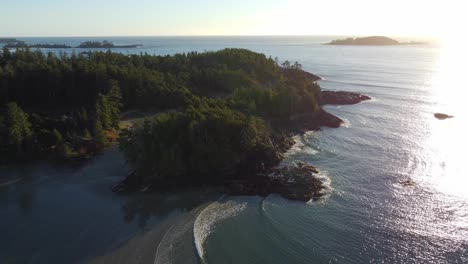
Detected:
[
  {"left": 225, "top": 162, "right": 325, "bottom": 202},
  {"left": 112, "top": 171, "right": 143, "bottom": 193},
  {"left": 434, "top": 113, "right": 454, "bottom": 120},
  {"left": 399, "top": 179, "right": 415, "bottom": 186},
  {"left": 317, "top": 109, "right": 344, "bottom": 128},
  {"left": 319, "top": 91, "right": 371, "bottom": 105}
]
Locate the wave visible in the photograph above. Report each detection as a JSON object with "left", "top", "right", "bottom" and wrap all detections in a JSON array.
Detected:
[
  {"left": 154, "top": 205, "right": 208, "bottom": 264},
  {"left": 324, "top": 79, "right": 409, "bottom": 91},
  {"left": 193, "top": 196, "right": 259, "bottom": 261},
  {"left": 340, "top": 117, "right": 351, "bottom": 128},
  {"left": 284, "top": 133, "right": 319, "bottom": 157},
  {"left": 0, "top": 176, "right": 21, "bottom": 187}
]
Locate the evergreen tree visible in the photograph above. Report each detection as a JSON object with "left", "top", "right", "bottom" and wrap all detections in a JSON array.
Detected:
[
  {"left": 83, "top": 128, "right": 92, "bottom": 139},
  {"left": 93, "top": 120, "right": 107, "bottom": 147},
  {"left": 95, "top": 94, "right": 112, "bottom": 129},
  {"left": 107, "top": 80, "right": 122, "bottom": 128},
  {"left": 4, "top": 102, "right": 32, "bottom": 151},
  {"left": 52, "top": 128, "right": 63, "bottom": 145}
]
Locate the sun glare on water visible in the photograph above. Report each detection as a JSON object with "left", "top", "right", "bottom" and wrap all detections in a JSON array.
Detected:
[{"left": 423, "top": 34, "right": 468, "bottom": 198}]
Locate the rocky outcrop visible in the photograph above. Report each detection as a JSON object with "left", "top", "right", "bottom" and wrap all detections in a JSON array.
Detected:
[
  {"left": 226, "top": 162, "right": 325, "bottom": 201},
  {"left": 317, "top": 109, "right": 344, "bottom": 128},
  {"left": 434, "top": 113, "right": 454, "bottom": 120},
  {"left": 319, "top": 91, "right": 371, "bottom": 105},
  {"left": 114, "top": 87, "right": 369, "bottom": 202}
]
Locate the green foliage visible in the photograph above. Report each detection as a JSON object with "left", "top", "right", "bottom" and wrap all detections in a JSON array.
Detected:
[
  {"left": 52, "top": 128, "right": 63, "bottom": 145},
  {"left": 3, "top": 102, "right": 32, "bottom": 147},
  {"left": 119, "top": 100, "right": 278, "bottom": 184},
  {"left": 95, "top": 94, "right": 113, "bottom": 129},
  {"left": 0, "top": 48, "right": 321, "bottom": 166},
  {"left": 107, "top": 80, "right": 122, "bottom": 128},
  {"left": 83, "top": 128, "right": 92, "bottom": 139},
  {"left": 93, "top": 120, "right": 107, "bottom": 147}
]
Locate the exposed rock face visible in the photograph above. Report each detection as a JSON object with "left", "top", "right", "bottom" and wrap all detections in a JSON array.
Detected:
[
  {"left": 226, "top": 162, "right": 325, "bottom": 202},
  {"left": 434, "top": 113, "right": 454, "bottom": 120},
  {"left": 319, "top": 91, "right": 371, "bottom": 105},
  {"left": 317, "top": 109, "right": 344, "bottom": 128}
]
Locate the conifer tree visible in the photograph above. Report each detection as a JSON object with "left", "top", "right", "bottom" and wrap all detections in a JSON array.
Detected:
[{"left": 4, "top": 102, "right": 32, "bottom": 152}]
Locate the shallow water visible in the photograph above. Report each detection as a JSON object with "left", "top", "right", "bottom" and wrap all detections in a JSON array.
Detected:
[{"left": 1, "top": 36, "right": 467, "bottom": 263}]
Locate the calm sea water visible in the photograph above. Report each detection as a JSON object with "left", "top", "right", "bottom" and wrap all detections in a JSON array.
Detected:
[{"left": 0, "top": 36, "right": 467, "bottom": 263}]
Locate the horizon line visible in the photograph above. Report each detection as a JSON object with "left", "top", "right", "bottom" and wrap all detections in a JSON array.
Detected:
[{"left": 1, "top": 34, "right": 439, "bottom": 39}]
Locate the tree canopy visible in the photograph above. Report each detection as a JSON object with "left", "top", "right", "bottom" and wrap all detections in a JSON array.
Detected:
[{"left": 0, "top": 47, "right": 321, "bottom": 174}]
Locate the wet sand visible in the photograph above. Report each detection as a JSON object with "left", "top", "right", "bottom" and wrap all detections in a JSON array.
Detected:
[{"left": 87, "top": 213, "right": 181, "bottom": 264}]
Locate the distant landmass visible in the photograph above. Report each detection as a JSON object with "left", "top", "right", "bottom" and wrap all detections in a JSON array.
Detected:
[
  {"left": 325, "top": 36, "right": 427, "bottom": 46},
  {"left": 3, "top": 40, "right": 142, "bottom": 49},
  {"left": 77, "top": 40, "right": 143, "bottom": 49},
  {"left": 31, "top": 44, "right": 72, "bottom": 49},
  {"left": 0, "top": 38, "right": 20, "bottom": 44}
]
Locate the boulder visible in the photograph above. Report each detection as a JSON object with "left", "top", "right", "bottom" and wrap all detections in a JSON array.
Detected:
[
  {"left": 225, "top": 162, "right": 325, "bottom": 202},
  {"left": 434, "top": 113, "right": 454, "bottom": 120}
]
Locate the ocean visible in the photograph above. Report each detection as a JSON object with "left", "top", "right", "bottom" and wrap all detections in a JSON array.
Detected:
[{"left": 0, "top": 36, "right": 467, "bottom": 263}]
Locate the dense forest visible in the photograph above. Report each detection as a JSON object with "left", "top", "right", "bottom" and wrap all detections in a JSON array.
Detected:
[{"left": 0, "top": 47, "right": 322, "bottom": 184}]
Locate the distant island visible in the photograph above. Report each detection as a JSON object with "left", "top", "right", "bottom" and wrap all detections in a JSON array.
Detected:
[
  {"left": 3, "top": 40, "right": 142, "bottom": 49},
  {"left": 77, "top": 40, "right": 143, "bottom": 49},
  {"left": 0, "top": 38, "right": 20, "bottom": 44},
  {"left": 325, "top": 36, "right": 427, "bottom": 46}
]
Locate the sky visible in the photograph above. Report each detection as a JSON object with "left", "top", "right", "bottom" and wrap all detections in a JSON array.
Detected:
[{"left": 0, "top": 0, "right": 464, "bottom": 38}]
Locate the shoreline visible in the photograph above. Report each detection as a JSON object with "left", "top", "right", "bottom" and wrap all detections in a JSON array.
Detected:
[
  {"left": 114, "top": 90, "right": 371, "bottom": 202},
  {"left": 87, "top": 211, "right": 182, "bottom": 264}
]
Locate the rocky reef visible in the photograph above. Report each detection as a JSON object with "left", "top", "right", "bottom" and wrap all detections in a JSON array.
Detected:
[
  {"left": 434, "top": 113, "right": 454, "bottom": 120},
  {"left": 319, "top": 91, "right": 371, "bottom": 105},
  {"left": 226, "top": 162, "right": 325, "bottom": 201}
]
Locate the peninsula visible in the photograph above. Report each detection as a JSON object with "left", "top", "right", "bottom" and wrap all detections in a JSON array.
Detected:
[
  {"left": 0, "top": 48, "right": 369, "bottom": 202},
  {"left": 325, "top": 36, "right": 426, "bottom": 46}
]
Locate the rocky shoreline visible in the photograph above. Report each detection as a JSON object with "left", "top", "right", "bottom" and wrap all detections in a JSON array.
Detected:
[
  {"left": 226, "top": 162, "right": 325, "bottom": 201},
  {"left": 319, "top": 91, "right": 371, "bottom": 105},
  {"left": 114, "top": 90, "right": 370, "bottom": 202}
]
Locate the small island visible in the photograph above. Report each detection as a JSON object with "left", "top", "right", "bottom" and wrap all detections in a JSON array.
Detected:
[
  {"left": 3, "top": 40, "right": 142, "bottom": 49},
  {"left": 30, "top": 44, "right": 72, "bottom": 49},
  {"left": 77, "top": 40, "right": 142, "bottom": 49},
  {"left": 325, "top": 36, "right": 426, "bottom": 46},
  {"left": 0, "top": 38, "right": 20, "bottom": 44}
]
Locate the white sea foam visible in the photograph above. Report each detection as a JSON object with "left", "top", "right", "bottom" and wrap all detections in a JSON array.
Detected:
[
  {"left": 341, "top": 117, "right": 351, "bottom": 128},
  {"left": 284, "top": 134, "right": 319, "bottom": 157},
  {"left": 0, "top": 177, "right": 21, "bottom": 187},
  {"left": 154, "top": 206, "right": 204, "bottom": 264},
  {"left": 193, "top": 196, "right": 251, "bottom": 260}
]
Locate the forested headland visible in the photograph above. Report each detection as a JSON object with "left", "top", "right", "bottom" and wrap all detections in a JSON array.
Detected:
[{"left": 0, "top": 47, "right": 366, "bottom": 197}]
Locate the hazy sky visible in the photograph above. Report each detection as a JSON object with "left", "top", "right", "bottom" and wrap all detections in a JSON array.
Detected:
[{"left": 0, "top": 0, "right": 463, "bottom": 38}]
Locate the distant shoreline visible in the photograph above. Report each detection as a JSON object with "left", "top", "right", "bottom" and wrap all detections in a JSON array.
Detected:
[
  {"left": 3, "top": 40, "right": 143, "bottom": 49},
  {"left": 324, "top": 36, "right": 427, "bottom": 46}
]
